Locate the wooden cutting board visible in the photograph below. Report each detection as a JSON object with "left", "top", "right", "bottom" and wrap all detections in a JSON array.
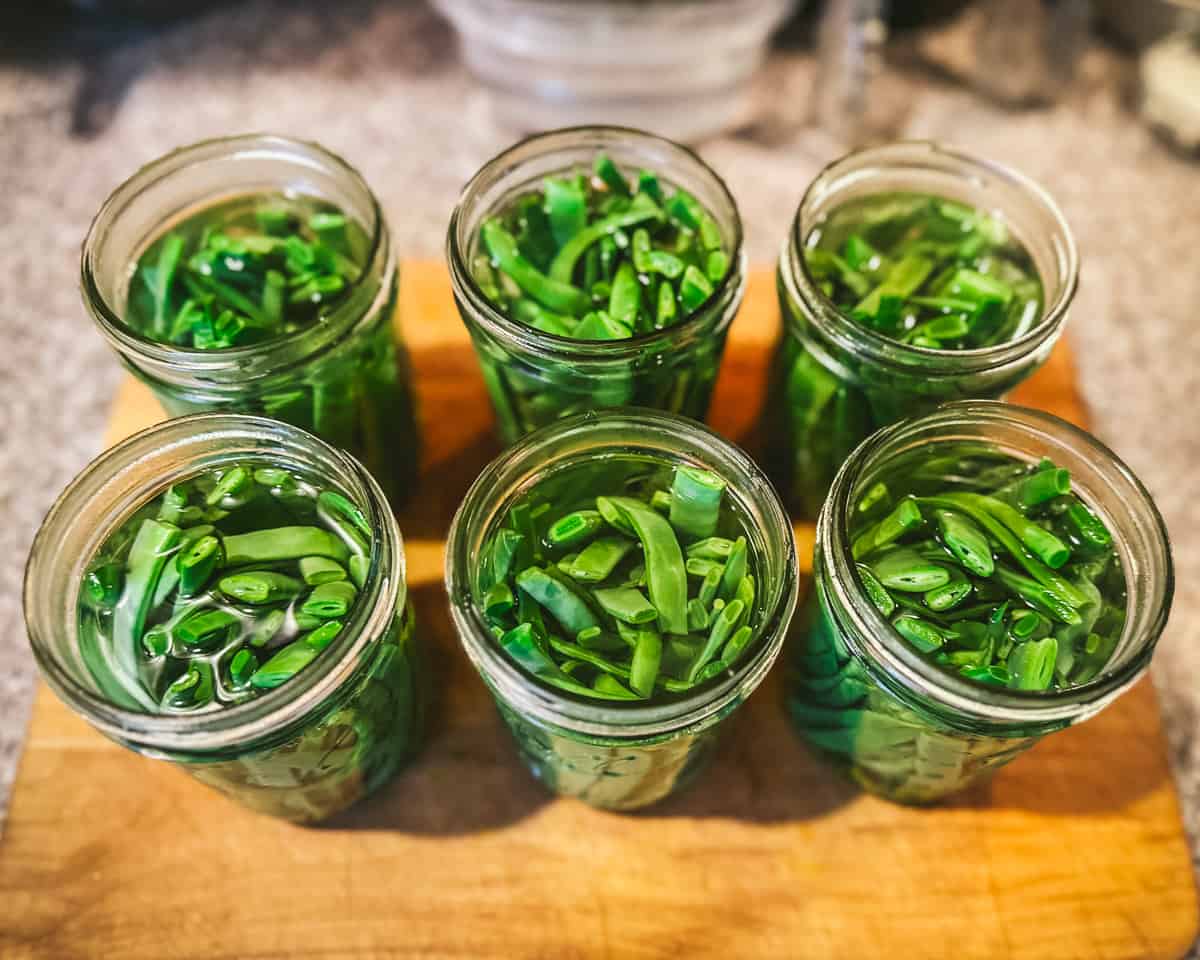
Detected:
[{"left": 1, "top": 264, "right": 1195, "bottom": 960}]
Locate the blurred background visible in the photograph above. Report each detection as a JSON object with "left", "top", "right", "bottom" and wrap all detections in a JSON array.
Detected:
[{"left": 1, "top": 0, "right": 1199, "bottom": 909}]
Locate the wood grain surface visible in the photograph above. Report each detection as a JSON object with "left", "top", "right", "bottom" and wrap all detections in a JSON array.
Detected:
[{"left": 1, "top": 264, "right": 1195, "bottom": 960}]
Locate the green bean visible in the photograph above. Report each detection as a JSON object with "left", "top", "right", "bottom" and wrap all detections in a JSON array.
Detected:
[
  {"left": 548, "top": 193, "right": 663, "bottom": 284},
  {"left": 687, "top": 537, "right": 735, "bottom": 560},
  {"left": 870, "top": 548, "right": 951, "bottom": 592},
  {"left": 546, "top": 510, "right": 605, "bottom": 549},
  {"left": 629, "top": 629, "right": 663, "bottom": 697},
  {"left": 717, "top": 536, "right": 748, "bottom": 601},
  {"left": 933, "top": 509, "right": 994, "bottom": 578},
  {"left": 601, "top": 496, "right": 688, "bottom": 635},
  {"left": 1007, "top": 637, "right": 1058, "bottom": 691},
  {"left": 669, "top": 466, "right": 726, "bottom": 539},
  {"left": 688, "top": 599, "right": 745, "bottom": 682},
  {"left": 299, "top": 556, "right": 347, "bottom": 586},
  {"left": 482, "top": 220, "right": 590, "bottom": 316},
  {"left": 892, "top": 615, "right": 949, "bottom": 653},
  {"left": 219, "top": 571, "right": 304, "bottom": 605},
  {"left": 592, "top": 586, "right": 658, "bottom": 624},
  {"left": 223, "top": 526, "right": 349, "bottom": 566},
  {"left": 852, "top": 496, "right": 923, "bottom": 559},
  {"left": 111, "top": 519, "right": 182, "bottom": 707},
  {"left": 564, "top": 536, "right": 636, "bottom": 583},
  {"left": 163, "top": 660, "right": 215, "bottom": 709},
  {"left": 251, "top": 640, "right": 320, "bottom": 690},
  {"left": 301, "top": 580, "right": 358, "bottom": 619},
  {"left": 516, "top": 567, "right": 600, "bottom": 635},
  {"left": 177, "top": 534, "right": 223, "bottom": 597}
]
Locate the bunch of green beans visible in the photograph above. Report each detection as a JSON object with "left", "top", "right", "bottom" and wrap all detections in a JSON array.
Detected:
[
  {"left": 79, "top": 462, "right": 378, "bottom": 711},
  {"left": 124, "top": 194, "right": 418, "bottom": 505},
  {"left": 478, "top": 459, "right": 760, "bottom": 702},
  {"left": 467, "top": 153, "right": 734, "bottom": 440},
  {"left": 765, "top": 192, "right": 1046, "bottom": 518},
  {"left": 789, "top": 444, "right": 1128, "bottom": 803}
]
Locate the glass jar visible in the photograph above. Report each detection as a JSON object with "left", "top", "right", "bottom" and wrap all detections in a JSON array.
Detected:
[
  {"left": 445, "top": 410, "right": 798, "bottom": 810},
  {"left": 24, "top": 413, "right": 426, "bottom": 823},
  {"left": 432, "top": 0, "right": 798, "bottom": 142},
  {"left": 788, "top": 401, "right": 1173, "bottom": 805},
  {"left": 447, "top": 126, "right": 747, "bottom": 446},
  {"left": 81, "top": 134, "right": 419, "bottom": 505},
  {"left": 763, "top": 141, "right": 1079, "bottom": 518}
]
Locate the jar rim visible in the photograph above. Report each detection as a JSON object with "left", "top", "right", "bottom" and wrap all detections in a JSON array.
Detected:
[
  {"left": 819, "top": 400, "right": 1173, "bottom": 727},
  {"left": 23, "top": 413, "right": 406, "bottom": 753},
  {"left": 80, "top": 133, "right": 389, "bottom": 380},
  {"left": 786, "top": 140, "right": 1080, "bottom": 375},
  {"left": 445, "top": 408, "right": 799, "bottom": 738},
  {"left": 446, "top": 125, "right": 747, "bottom": 363}
]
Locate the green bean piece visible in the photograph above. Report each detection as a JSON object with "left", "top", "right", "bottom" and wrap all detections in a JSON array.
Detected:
[
  {"left": 669, "top": 466, "right": 726, "bottom": 539},
  {"left": 892, "top": 615, "right": 949, "bottom": 653},
  {"left": 698, "top": 567, "right": 723, "bottom": 607},
  {"left": 717, "top": 536, "right": 748, "bottom": 601},
  {"left": 544, "top": 177, "right": 587, "bottom": 247},
  {"left": 177, "top": 534, "right": 223, "bottom": 597},
  {"left": 721, "top": 625, "right": 755, "bottom": 667},
  {"left": 977, "top": 496, "right": 1071, "bottom": 569},
  {"left": 924, "top": 578, "right": 973, "bottom": 612},
  {"left": 1007, "top": 637, "right": 1058, "bottom": 691},
  {"left": 565, "top": 536, "right": 636, "bottom": 583},
  {"left": 305, "top": 620, "right": 344, "bottom": 652},
  {"left": 219, "top": 571, "right": 304, "bottom": 605},
  {"left": 516, "top": 567, "right": 601, "bottom": 635},
  {"left": 686, "top": 598, "right": 711, "bottom": 632},
  {"left": 223, "top": 526, "right": 349, "bottom": 566},
  {"left": 600, "top": 497, "right": 688, "bottom": 635},
  {"left": 205, "top": 466, "right": 250, "bottom": 506},
  {"left": 688, "top": 599, "right": 745, "bottom": 682},
  {"left": 482, "top": 220, "right": 591, "bottom": 316},
  {"left": 687, "top": 537, "right": 735, "bottom": 560},
  {"left": 852, "top": 497, "right": 923, "bottom": 559},
  {"left": 592, "top": 586, "right": 658, "bottom": 625},
  {"left": 163, "top": 660, "right": 215, "bottom": 709},
  {"left": 111, "top": 518, "right": 182, "bottom": 707},
  {"left": 870, "top": 548, "right": 951, "bottom": 592},
  {"left": 301, "top": 580, "right": 358, "bottom": 620},
  {"left": 228, "top": 649, "right": 257, "bottom": 689},
  {"left": 685, "top": 557, "right": 724, "bottom": 578},
  {"left": 84, "top": 563, "right": 124, "bottom": 609},
  {"left": 251, "top": 640, "right": 320, "bottom": 690},
  {"left": 299, "top": 556, "right": 347, "bottom": 586},
  {"left": 856, "top": 564, "right": 896, "bottom": 617},
  {"left": 933, "top": 509, "right": 994, "bottom": 577},
  {"left": 1063, "top": 499, "right": 1113, "bottom": 553},
  {"left": 546, "top": 510, "right": 605, "bottom": 549},
  {"left": 629, "top": 629, "right": 663, "bottom": 697},
  {"left": 174, "top": 609, "right": 240, "bottom": 650}
]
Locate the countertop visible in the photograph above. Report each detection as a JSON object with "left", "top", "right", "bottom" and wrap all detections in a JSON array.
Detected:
[{"left": 1, "top": 0, "right": 1197, "bottom": 930}]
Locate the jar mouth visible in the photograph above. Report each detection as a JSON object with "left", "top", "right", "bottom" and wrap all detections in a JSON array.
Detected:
[
  {"left": 80, "top": 133, "right": 388, "bottom": 380},
  {"left": 820, "top": 400, "right": 1173, "bottom": 727},
  {"left": 445, "top": 408, "right": 799, "bottom": 738},
  {"left": 787, "top": 141, "right": 1080, "bottom": 375},
  {"left": 23, "top": 414, "right": 406, "bottom": 754},
  {"left": 446, "top": 125, "right": 747, "bottom": 363}
]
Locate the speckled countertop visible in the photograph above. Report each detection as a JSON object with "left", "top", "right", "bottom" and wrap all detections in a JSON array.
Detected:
[{"left": 1, "top": 0, "right": 1197, "bottom": 915}]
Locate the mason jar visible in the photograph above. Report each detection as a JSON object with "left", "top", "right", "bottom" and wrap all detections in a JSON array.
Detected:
[
  {"left": 764, "top": 141, "right": 1079, "bottom": 518},
  {"left": 445, "top": 410, "right": 798, "bottom": 810},
  {"left": 24, "top": 414, "right": 426, "bottom": 823},
  {"left": 788, "top": 401, "right": 1173, "bottom": 805},
  {"left": 447, "top": 126, "right": 747, "bottom": 445},
  {"left": 80, "top": 134, "right": 419, "bottom": 505}
]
